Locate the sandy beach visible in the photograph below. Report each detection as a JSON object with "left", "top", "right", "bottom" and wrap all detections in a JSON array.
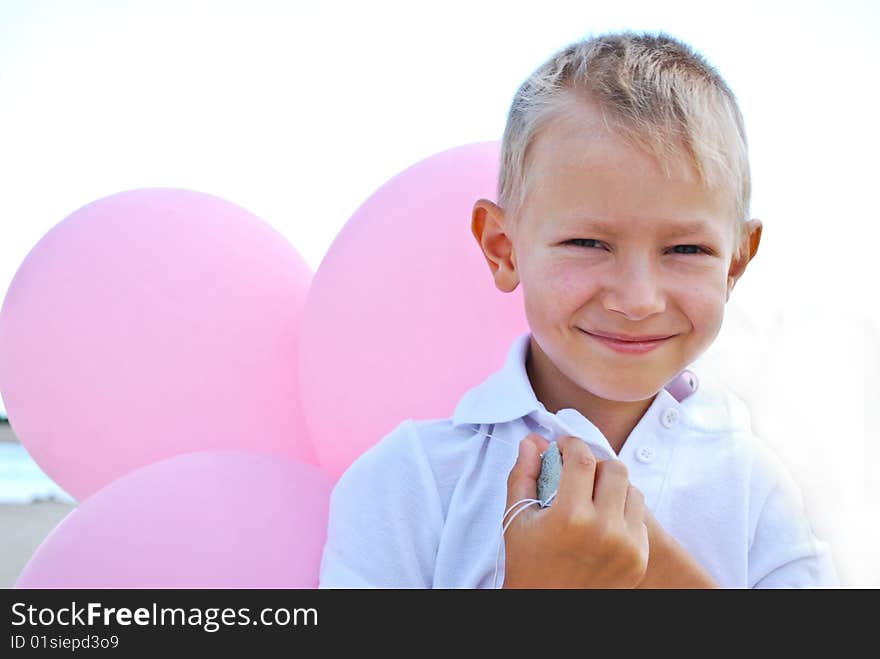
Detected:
[
  {"left": 0, "top": 501, "right": 75, "bottom": 587},
  {"left": 0, "top": 420, "right": 77, "bottom": 587}
]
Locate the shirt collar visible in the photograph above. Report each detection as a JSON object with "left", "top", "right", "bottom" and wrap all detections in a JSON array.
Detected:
[{"left": 452, "top": 331, "right": 542, "bottom": 428}]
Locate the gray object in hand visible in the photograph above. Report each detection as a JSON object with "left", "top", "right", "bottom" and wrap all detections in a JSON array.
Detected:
[{"left": 537, "top": 441, "right": 562, "bottom": 506}]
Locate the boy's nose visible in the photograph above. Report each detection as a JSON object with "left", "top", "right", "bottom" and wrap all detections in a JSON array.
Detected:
[{"left": 601, "top": 263, "right": 666, "bottom": 321}]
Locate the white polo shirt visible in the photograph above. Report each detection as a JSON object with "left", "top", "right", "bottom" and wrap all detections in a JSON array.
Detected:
[{"left": 319, "top": 331, "right": 839, "bottom": 588}]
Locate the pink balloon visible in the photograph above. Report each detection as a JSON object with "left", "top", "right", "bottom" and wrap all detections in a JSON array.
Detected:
[
  {"left": 16, "top": 451, "right": 332, "bottom": 588},
  {"left": 299, "top": 142, "right": 528, "bottom": 478},
  {"left": 0, "top": 188, "right": 316, "bottom": 501}
]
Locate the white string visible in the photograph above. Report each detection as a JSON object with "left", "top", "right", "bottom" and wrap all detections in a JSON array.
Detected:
[
  {"left": 470, "top": 426, "right": 516, "bottom": 447},
  {"left": 502, "top": 498, "right": 540, "bottom": 530},
  {"left": 494, "top": 497, "right": 538, "bottom": 589},
  {"left": 541, "top": 491, "right": 558, "bottom": 507},
  {"left": 491, "top": 491, "right": 561, "bottom": 588}
]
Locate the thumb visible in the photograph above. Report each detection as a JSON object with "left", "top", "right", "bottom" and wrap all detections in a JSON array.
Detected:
[{"left": 506, "top": 433, "right": 549, "bottom": 510}]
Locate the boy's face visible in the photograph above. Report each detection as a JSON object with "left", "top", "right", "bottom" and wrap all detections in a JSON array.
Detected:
[{"left": 473, "top": 100, "right": 762, "bottom": 403}]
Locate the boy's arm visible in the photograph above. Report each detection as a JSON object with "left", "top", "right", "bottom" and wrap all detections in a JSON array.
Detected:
[
  {"left": 745, "top": 476, "right": 839, "bottom": 588},
  {"left": 636, "top": 511, "right": 719, "bottom": 589}
]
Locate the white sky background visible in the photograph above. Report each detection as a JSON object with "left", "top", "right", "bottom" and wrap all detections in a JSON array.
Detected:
[{"left": 1, "top": 1, "right": 879, "bottom": 583}]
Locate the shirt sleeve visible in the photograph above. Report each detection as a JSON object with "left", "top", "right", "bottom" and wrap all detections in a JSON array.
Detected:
[
  {"left": 318, "top": 419, "right": 446, "bottom": 588},
  {"left": 748, "top": 457, "right": 839, "bottom": 588}
]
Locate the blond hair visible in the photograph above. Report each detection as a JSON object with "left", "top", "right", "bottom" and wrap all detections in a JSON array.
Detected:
[{"left": 499, "top": 31, "right": 751, "bottom": 258}]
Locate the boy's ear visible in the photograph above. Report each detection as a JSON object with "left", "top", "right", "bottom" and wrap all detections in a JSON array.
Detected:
[
  {"left": 726, "top": 218, "right": 763, "bottom": 301},
  {"left": 471, "top": 199, "right": 519, "bottom": 293}
]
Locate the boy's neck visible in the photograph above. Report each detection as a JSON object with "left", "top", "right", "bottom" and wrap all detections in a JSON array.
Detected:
[{"left": 525, "top": 337, "right": 655, "bottom": 455}]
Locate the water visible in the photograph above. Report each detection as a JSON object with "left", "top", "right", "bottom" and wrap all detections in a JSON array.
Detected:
[{"left": 0, "top": 442, "right": 76, "bottom": 504}]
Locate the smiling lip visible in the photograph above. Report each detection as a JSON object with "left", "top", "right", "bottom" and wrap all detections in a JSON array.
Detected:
[{"left": 580, "top": 328, "right": 675, "bottom": 354}]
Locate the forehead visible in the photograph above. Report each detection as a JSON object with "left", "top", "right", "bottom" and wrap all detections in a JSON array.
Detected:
[{"left": 520, "top": 100, "right": 735, "bottom": 242}]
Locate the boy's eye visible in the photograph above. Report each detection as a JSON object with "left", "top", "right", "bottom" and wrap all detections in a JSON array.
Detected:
[
  {"left": 566, "top": 239, "right": 604, "bottom": 249},
  {"left": 669, "top": 245, "right": 709, "bottom": 255}
]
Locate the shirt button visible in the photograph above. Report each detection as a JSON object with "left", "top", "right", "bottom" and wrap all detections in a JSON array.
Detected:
[
  {"left": 660, "top": 407, "right": 679, "bottom": 429},
  {"left": 636, "top": 446, "right": 656, "bottom": 463}
]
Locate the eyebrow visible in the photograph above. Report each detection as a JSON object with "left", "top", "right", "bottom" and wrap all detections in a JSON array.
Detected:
[{"left": 565, "top": 217, "right": 724, "bottom": 242}]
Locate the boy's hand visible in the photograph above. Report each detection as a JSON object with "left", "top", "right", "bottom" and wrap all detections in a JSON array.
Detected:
[{"left": 502, "top": 434, "right": 649, "bottom": 588}]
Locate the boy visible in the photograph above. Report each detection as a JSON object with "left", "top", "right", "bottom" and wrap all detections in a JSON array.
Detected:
[{"left": 319, "top": 31, "right": 838, "bottom": 588}]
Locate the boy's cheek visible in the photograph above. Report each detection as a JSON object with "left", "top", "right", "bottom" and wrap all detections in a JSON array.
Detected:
[{"left": 686, "top": 317, "right": 725, "bottom": 358}]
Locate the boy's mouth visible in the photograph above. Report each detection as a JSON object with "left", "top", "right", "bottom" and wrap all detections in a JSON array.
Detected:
[{"left": 579, "top": 328, "right": 675, "bottom": 354}]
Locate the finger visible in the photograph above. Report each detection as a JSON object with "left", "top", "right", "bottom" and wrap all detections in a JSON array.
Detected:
[
  {"left": 625, "top": 487, "right": 650, "bottom": 567},
  {"left": 640, "top": 507, "right": 663, "bottom": 547},
  {"left": 554, "top": 435, "right": 597, "bottom": 515},
  {"left": 623, "top": 484, "right": 647, "bottom": 535},
  {"left": 593, "top": 459, "right": 631, "bottom": 519},
  {"left": 505, "top": 433, "right": 549, "bottom": 510},
  {"left": 637, "top": 520, "right": 649, "bottom": 566}
]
